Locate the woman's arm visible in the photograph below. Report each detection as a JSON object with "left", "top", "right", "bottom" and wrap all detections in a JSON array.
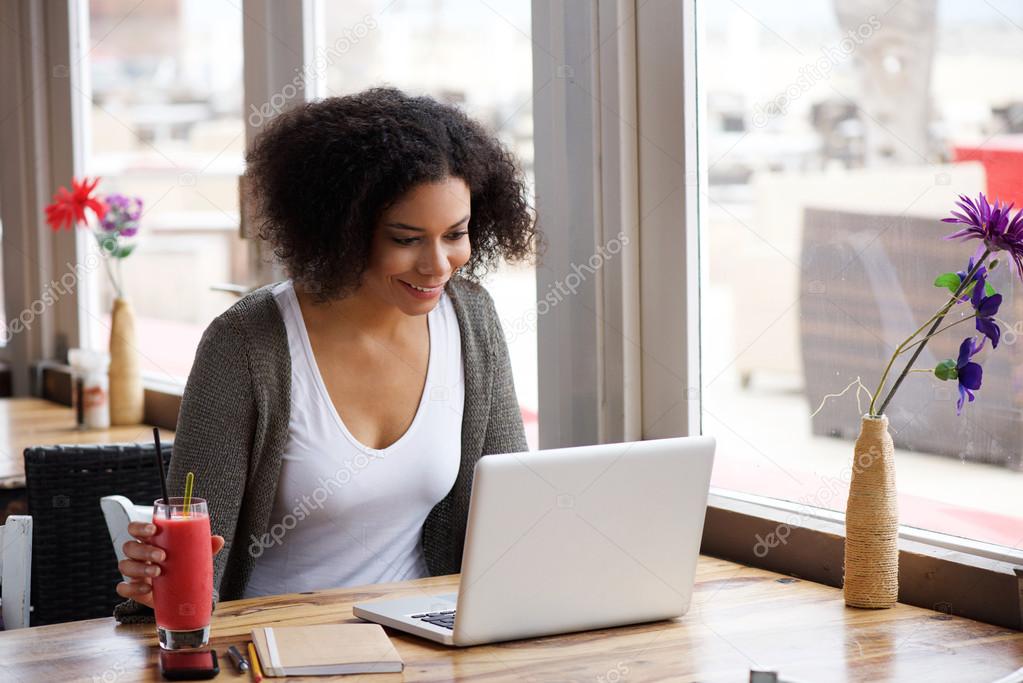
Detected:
[{"left": 114, "top": 315, "right": 255, "bottom": 623}]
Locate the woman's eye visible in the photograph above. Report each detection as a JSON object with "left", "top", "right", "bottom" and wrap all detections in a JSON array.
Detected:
[{"left": 392, "top": 232, "right": 466, "bottom": 245}]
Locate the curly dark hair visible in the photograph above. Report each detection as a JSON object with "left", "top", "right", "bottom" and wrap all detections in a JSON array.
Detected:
[{"left": 246, "top": 87, "right": 537, "bottom": 301}]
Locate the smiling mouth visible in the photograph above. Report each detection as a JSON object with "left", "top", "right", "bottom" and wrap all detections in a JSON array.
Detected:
[{"left": 400, "top": 280, "right": 445, "bottom": 293}]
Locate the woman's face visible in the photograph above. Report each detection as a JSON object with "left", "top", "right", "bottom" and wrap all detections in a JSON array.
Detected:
[{"left": 362, "top": 176, "right": 472, "bottom": 316}]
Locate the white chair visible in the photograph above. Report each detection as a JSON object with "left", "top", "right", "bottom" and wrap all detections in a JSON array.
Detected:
[
  {"left": 0, "top": 515, "right": 32, "bottom": 629},
  {"left": 100, "top": 496, "right": 154, "bottom": 580}
]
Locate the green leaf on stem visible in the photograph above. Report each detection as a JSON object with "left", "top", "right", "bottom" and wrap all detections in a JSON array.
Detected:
[
  {"left": 113, "top": 244, "right": 136, "bottom": 259},
  {"left": 933, "top": 272, "right": 996, "bottom": 297},
  {"left": 934, "top": 273, "right": 960, "bottom": 292},
  {"left": 934, "top": 359, "right": 958, "bottom": 381},
  {"left": 98, "top": 235, "right": 119, "bottom": 254}
]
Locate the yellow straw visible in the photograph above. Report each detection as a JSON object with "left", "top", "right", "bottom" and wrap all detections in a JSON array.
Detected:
[{"left": 183, "top": 471, "right": 194, "bottom": 518}]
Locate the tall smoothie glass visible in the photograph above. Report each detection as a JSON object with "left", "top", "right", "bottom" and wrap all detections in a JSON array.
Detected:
[{"left": 151, "top": 497, "right": 213, "bottom": 650}]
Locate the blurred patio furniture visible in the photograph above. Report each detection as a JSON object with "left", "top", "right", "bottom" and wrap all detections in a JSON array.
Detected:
[
  {"left": 799, "top": 207, "right": 1022, "bottom": 470},
  {"left": 733, "top": 162, "right": 986, "bottom": 389}
]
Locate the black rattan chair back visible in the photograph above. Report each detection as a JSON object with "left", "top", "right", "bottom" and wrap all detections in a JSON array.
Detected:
[{"left": 23, "top": 443, "right": 171, "bottom": 626}]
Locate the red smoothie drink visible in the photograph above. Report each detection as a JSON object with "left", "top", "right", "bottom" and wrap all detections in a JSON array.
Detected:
[{"left": 151, "top": 498, "right": 213, "bottom": 649}]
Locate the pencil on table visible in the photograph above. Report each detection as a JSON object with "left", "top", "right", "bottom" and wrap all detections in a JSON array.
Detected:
[{"left": 247, "top": 641, "right": 263, "bottom": 682}]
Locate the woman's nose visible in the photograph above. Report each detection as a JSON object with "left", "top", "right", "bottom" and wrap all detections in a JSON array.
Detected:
[{"left": 418, "top": 240, "right": 448, "bottom": 275}]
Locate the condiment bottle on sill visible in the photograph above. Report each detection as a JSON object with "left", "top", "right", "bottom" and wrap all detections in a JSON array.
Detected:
[{"left": 69, "top": 348, "right": 111, "bottom": 429}]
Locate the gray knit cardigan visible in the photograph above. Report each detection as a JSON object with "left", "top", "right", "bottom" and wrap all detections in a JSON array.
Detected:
[{"left": 114, "top": 277, "right": 526, "bottom": 623}]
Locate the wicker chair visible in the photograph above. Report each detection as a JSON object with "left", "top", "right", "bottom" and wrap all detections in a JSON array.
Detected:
[{"left": 23, "top": 443, "right": 171, "bottom": 626}]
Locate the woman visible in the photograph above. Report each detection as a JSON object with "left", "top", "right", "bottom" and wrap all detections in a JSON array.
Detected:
[{"left": 114, "top": 88, "right": 536, "bottom": 621}]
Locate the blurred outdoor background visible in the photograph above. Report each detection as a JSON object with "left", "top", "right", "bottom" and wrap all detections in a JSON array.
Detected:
[{"left": 700, "top": 0, "right": 1023, "bottom": 548}]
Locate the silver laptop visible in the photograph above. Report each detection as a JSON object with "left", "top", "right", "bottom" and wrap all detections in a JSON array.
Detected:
[{"left": 353, "top": 436, "right": 716, "bottom": 646}]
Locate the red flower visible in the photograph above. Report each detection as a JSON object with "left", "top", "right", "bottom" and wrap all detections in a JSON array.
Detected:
[{"left": 44, "top": 177, "right": 107, "bottom": 231}]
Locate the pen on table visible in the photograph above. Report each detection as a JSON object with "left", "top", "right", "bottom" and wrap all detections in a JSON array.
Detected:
[
  {"left": 247, "top": 641, "right": 264, "bottom": 683},
  {"left": 226, "top": 645, "right": 249, "bottom": 674}
]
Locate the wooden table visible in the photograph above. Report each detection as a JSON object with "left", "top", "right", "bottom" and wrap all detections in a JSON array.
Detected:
[
  {"left": 0, "top": 556, "right": 1019, "bottom": 682},
  {"left": 0, "top": 397, "right": 174, "bottom": 489}
]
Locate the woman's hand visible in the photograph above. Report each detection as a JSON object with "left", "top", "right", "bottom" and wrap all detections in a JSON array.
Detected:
[{"left": 116, "top": 521, "right": 226, "bottom": 609}]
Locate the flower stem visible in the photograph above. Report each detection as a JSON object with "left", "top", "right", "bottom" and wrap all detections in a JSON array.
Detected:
[
  {"left": 874, "top": 248, "right": 990, "bottom": 416},
  {"left": 94, "top": 232, "right": 123, "bottom": 299},
  {"left": 898, "top": 314, "right": 978, "bottom": 354},
  {"left": 868, "top": 307, "right": 951, "bottom": 410}
]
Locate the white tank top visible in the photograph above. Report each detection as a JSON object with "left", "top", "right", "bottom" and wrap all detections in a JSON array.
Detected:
[{"left": 243, "top": 280, "right": 464, "bottom": 598}]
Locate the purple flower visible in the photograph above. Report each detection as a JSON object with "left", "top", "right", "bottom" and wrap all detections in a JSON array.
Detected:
[
  {"left": 955, "top": 256, "right": 987, "bottom": 302},
  {"left": 943, "top": 193, "right": 1023, "bottom": 278},
  {"left": 98, "top": 193, "right": 143, "bottom": 236},
  {"left": 956, "top": 256, "right": 987, "bottom": 286},
  {"left": 955, "top": 337, "right": 984, "bottom": 415},
  {"left": 969, "top": 272, "right": 1002, "bottom": 347}
]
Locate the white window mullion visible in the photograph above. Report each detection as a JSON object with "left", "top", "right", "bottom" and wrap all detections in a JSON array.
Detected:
[
  {"left": 596, "top": 0, "right": 642, "bottom": 445},
  {"left": 533, "top": 1, "right": 603, "bottom": 448},
  {"left": 532, "top": 0, "right": 695, "bottom": 447},
  {"left": 241, "top": 0, "right": 318, "bottom": 285},
  {"left": 636, "top": 0, "right": 699, "bottom": 439},
  {"left": 242, "top": 0, "right": 316, "bottom": 149}
]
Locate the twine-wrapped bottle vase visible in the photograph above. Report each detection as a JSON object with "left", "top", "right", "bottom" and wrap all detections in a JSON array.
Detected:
[
  {"left": 844, "top": 414, "right": 898, "bottom": 608},
  {"left": 109, "top": 297, "right": 144, "bottom": 426}
]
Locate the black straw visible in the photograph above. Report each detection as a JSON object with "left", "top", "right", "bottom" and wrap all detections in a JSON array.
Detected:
[{"left": 153, "top": 427, "right": 171, "bottom": 519}]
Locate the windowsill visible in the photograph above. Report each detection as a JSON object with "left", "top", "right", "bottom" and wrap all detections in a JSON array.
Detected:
[
  {"left": 704, "top": 489, "right": 1023, "bottom": 629},
  {"left": 33, "top": 362, "right": 185, "bottom": 431},
  {"left": 142, "top": 372, "right": 186, "bottom": 397}
]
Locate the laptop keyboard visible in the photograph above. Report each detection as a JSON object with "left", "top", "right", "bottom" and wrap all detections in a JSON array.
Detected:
[{"left": 410, "top": 609, "right": 456, "bottom": 630}]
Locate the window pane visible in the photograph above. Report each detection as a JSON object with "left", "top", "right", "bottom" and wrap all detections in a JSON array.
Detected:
[
  {"left": 698, "top": 0, "right": 1023, "bottom": 548},
  {"left": 321, "top": 0, "right": 538, "bottom": 448},
  {"left": 83, "top": 0, "right": 246, "bottom": 380}
]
